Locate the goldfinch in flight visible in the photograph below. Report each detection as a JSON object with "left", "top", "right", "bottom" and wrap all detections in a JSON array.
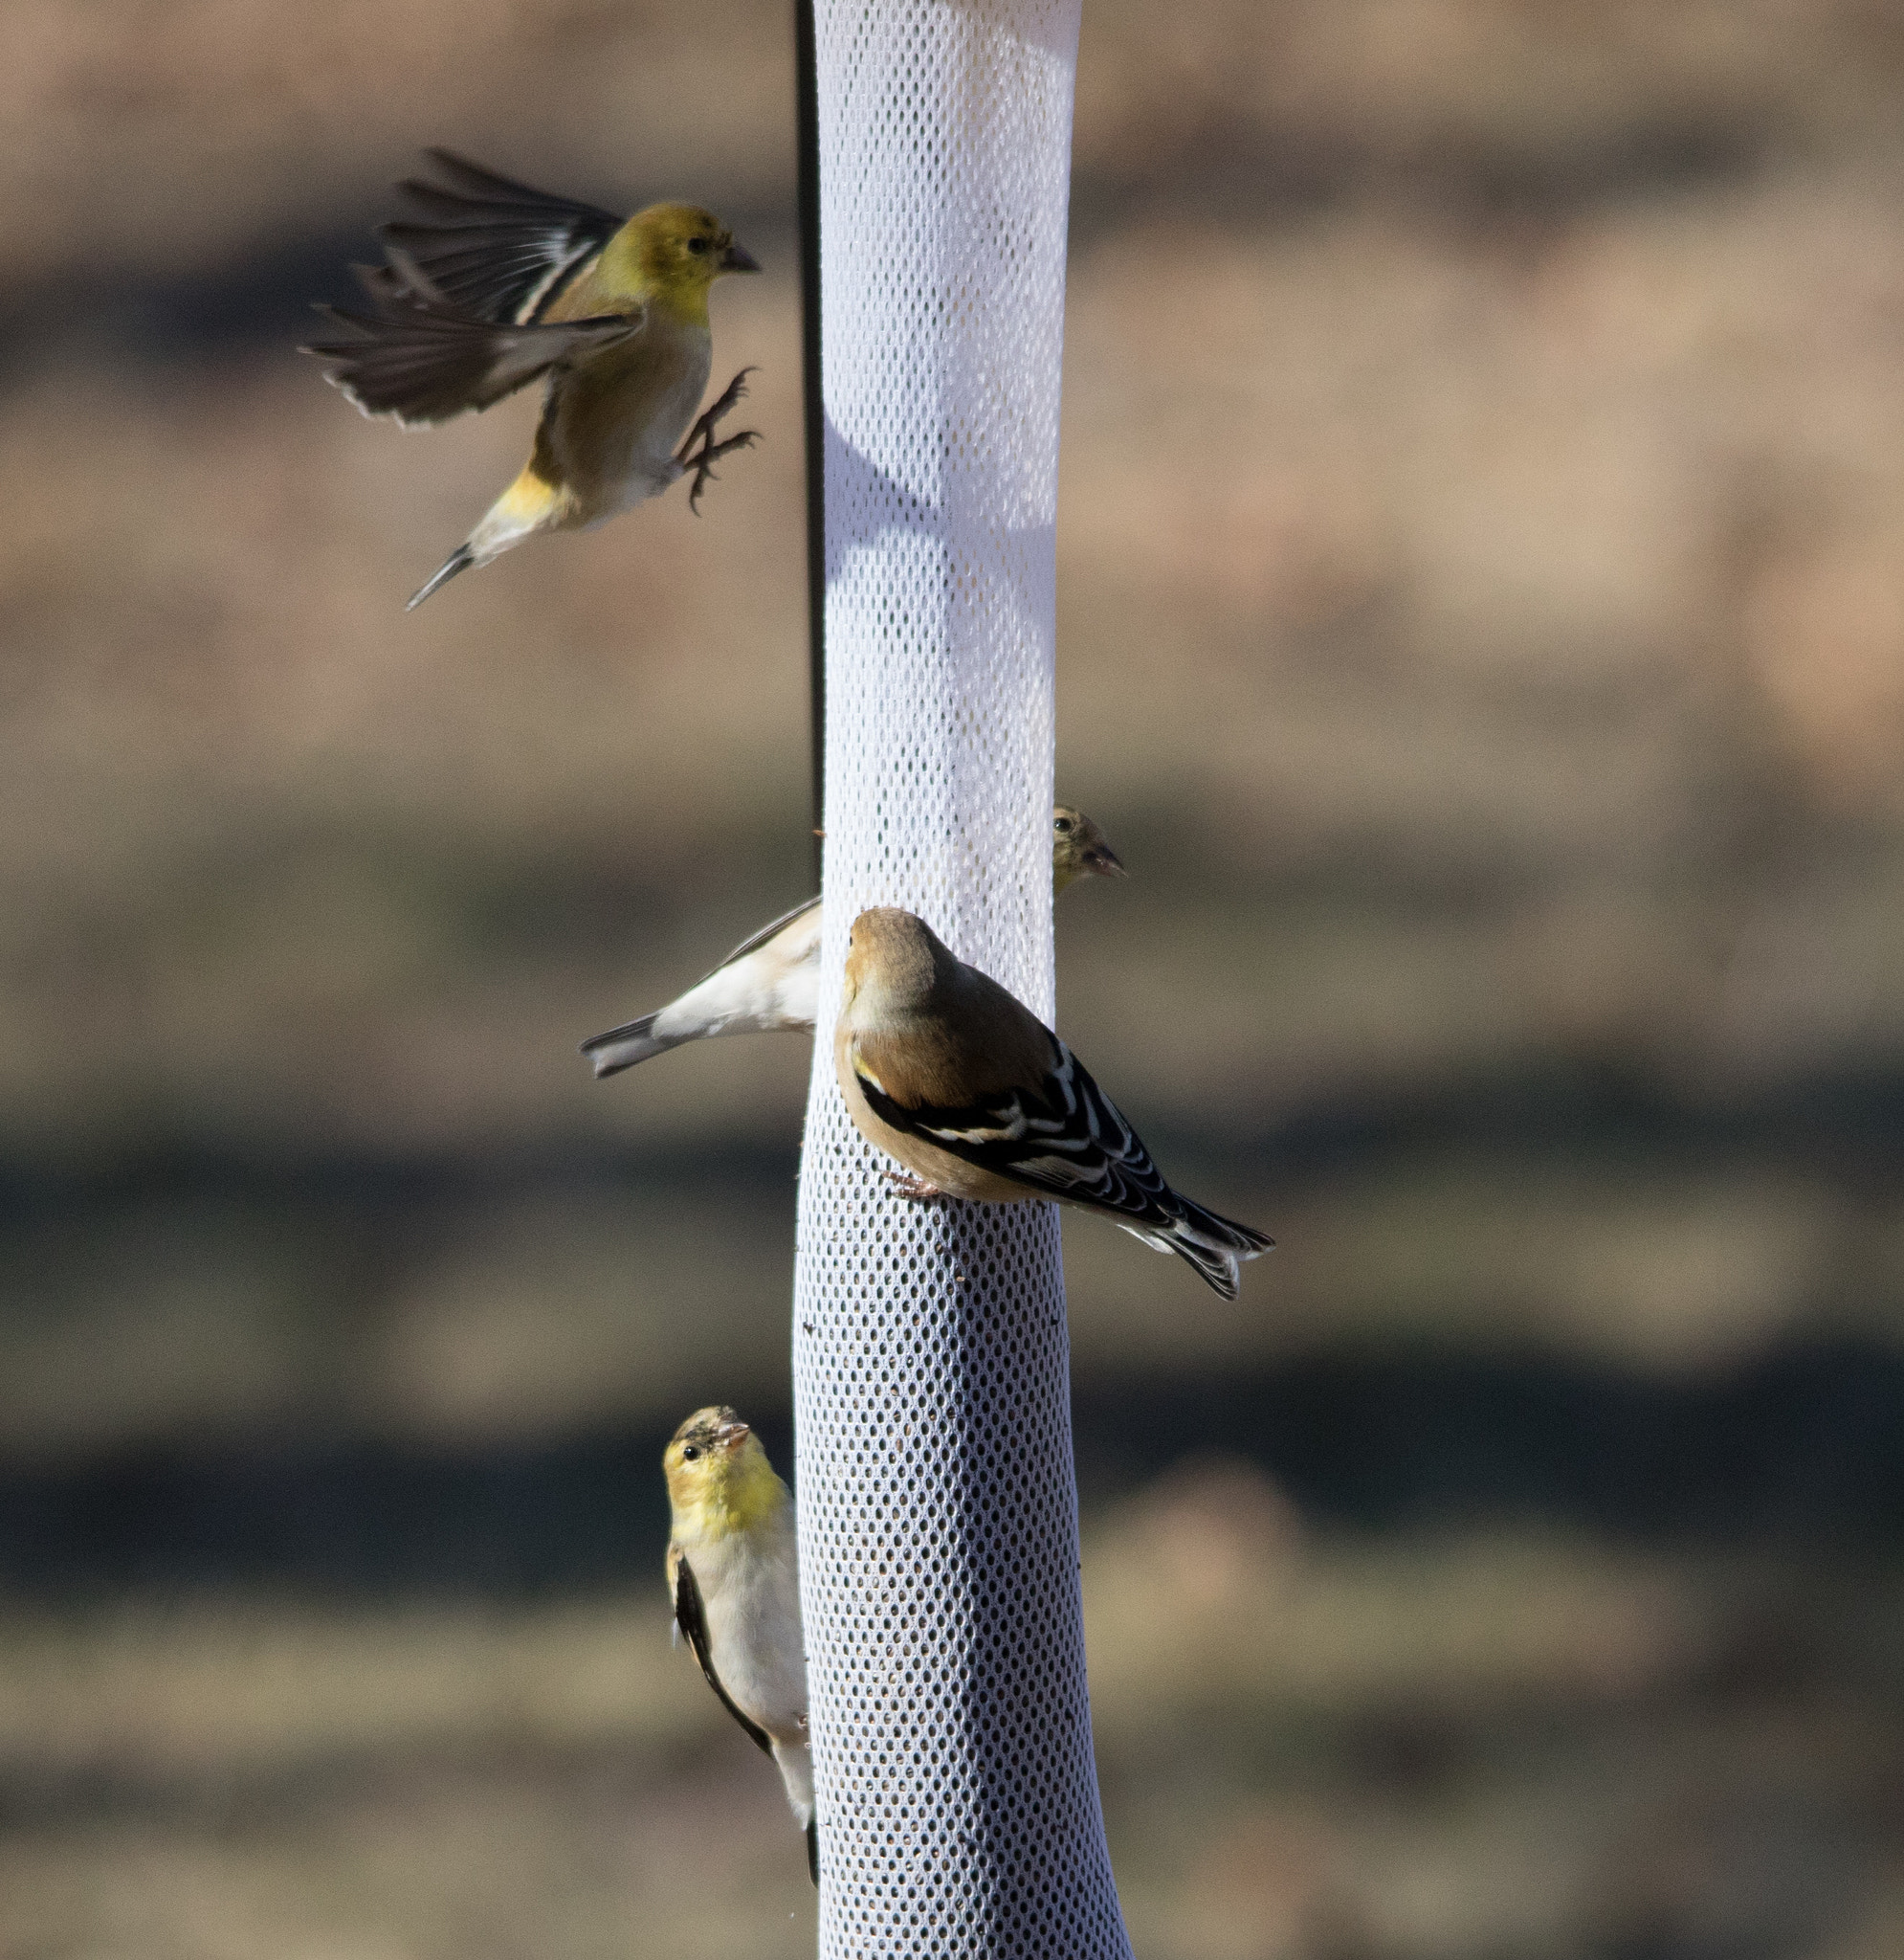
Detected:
[
  {"left": 834, "top": 907, "right": 1273, "bottom": 1298},
  {"left": 581, "top": 806, "right": 1126, "bottom": 1078},
  {"left": 304, "top": 149, "right": 761, "bottom": 608},
  {"left": 663, "top": 1406, "right": 815, "bottom": 1883}
]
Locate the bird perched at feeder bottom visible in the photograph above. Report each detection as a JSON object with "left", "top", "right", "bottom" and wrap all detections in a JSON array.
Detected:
[
  {"left": 663, "top": 1406, "right": 815, "bottom": 1883},
  {"left": 834, "top": 907, "right": 1273, "bottom": 1298},
  {"left": 302, "top": 149, "right": 761, "bottom": 610},
  {"left": 580, "top": 805, "right": 1126, "bottom": 1078}
]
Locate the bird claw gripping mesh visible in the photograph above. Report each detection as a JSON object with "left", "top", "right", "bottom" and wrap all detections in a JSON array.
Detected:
[{"left": 794, "top": 2, "right": 1131, "bottom": 1953}]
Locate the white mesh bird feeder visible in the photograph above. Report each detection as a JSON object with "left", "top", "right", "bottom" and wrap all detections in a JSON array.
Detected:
[{"left": 792, "top": 2, "right": 1132, "bottom": 1952}]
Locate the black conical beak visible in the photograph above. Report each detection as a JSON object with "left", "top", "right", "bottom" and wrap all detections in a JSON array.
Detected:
[
  {"left": 721, "top": 240, "right": 761, "bottom": 274},
  {"left": 1088, "top": 846, "right": 1127, "bottom": 878}
]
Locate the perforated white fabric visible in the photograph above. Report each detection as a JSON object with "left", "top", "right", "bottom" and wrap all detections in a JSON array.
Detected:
[{"left": 792, "top": 3, "right": 1130, "bottom": 1953}]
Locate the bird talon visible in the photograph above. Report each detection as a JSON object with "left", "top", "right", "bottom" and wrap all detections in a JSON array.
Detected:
[
  {"left": 882, "top": 1168, "right": 944, "bottom": 1201},
  {"left": 683, "top": 428, "right": 761, "bottom": 513},
  {"left": 675, "top": 367, "right": 760, "bottom": 463},
  {"left": 687, "top": 456, "right": 720, "bottom": 515}
]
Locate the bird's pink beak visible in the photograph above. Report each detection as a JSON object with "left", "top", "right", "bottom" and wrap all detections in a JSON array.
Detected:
[
  {"left": 720, "top": 241, "right": 761, "bottom": 274},
  {"left": 716, "top": 1419, "right": 751, "bottom": 1452}
]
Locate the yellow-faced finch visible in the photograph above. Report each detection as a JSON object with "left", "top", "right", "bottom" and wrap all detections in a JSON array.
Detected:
[
  {"left": 663, "top": 1406, "right": 815, "bottom": 1883},
  {"left": 834, "top": 907, "right": 1273, "bottom": 1298},
  {"left": 304, "top": 149, "right": 761, "bottom": 608},
  {"left": 582, "top": 806, "right": 1125, "bottom": 1078}
]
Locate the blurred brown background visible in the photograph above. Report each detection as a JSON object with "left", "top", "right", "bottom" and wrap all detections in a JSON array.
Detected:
[{"left": 6, "top": 2, "right": 1904, "bottom": 1955}]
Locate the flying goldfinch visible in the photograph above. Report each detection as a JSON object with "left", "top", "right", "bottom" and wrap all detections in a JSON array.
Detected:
[
  {"left": 303, "top": 149, "right": 761, "bottom": 609},
  {"left": 663, "top": 1406, "right": 815, "bottom": 1884},
  {"left": 834, "top": 907, "right": 1273, "bottom": 1298},
  {"left": 581, "top": 806, "right": 1125, "bottom": 1078}
]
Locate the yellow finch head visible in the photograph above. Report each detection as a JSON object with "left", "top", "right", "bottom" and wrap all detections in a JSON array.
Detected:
[
  {"left": 609, "top": 205, "right": 759, "bottom": 312},
  {"left": 1052, "top": 806, "right": 1126, "bottom": 894},
  {"left": 664, "top": 1405, "right": 787, "bottom": 1540}
]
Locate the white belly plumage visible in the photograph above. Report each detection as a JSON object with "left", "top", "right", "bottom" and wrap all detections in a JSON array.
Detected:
[
  {"left": 655, "top": 906, "right": 822, "bottom": 1043},
  {"left": 685, "top": 1520, "right": 812, "bottom": 1824},
  {"left": 611, "top": 362, "right": 711, "bottom": 510}
]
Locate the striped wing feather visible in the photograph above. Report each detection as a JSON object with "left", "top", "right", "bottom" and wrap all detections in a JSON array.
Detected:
[
  {"left": 380, "top": 148, "right": 627, "bottom": 325},
  {"left": 856, "top": 1041, "right": 1272, "bottom": 1287},
  {"left": 304, "top": 289, "right": 640, "bottom": 425},
  {"left": 859, "top": 1042, "right": 1178, "bottom": 1225}
]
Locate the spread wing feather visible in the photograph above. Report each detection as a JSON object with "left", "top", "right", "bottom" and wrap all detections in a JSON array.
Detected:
[
  {"left": 673, "top": 1555, "right": 774, "bottom": 1757},
  {"left": 304, "top": 289, "right": 641, "bottom": 425},
  {"left": 378, "top": 148, "right": 627, "bottom": 326}
]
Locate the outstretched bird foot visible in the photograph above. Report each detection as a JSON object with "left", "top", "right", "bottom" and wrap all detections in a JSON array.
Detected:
[
  {"left": 682, "top": 429, "right": 760, "bottom": 513},
  {"left": 882, "top": 1168, "right": 944, "bottom": 1201},
  {"left": 677, "top": 367, "right": 761, "bottom": 513},
  {"left": 678, "top": 366, "right": 757, "bottom": 455}
]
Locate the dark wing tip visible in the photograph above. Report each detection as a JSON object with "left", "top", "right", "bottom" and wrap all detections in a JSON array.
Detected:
[
  {"left": 578, "top": 1013, "right": 661, "bottom": 1077},
  {"left": 703, "top": 896, "right": 821, "bottom": 980},
  {"left": 406, "top": 546, "right": 475, "bottom": 612},
  {"left": 417, "top": 145, "right": 520, "bottom": 190},
  {"left": 579, "top": 1012, "right": 657, "bottom": 1057},
  {"left": 673, "top": 1557, "right": 775, "bottom": 1757},
  {"left": 300, "top": 300, "right": 371, "bottom": 347}
]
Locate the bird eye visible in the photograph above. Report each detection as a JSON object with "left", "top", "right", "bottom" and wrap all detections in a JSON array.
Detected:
[
  {"left": 687, "top": 235, "right": 709, "bottom": 255},
  {"left": 682, "top": 1444, "right": 700, "bottom": 1460},
  {"left": 1053, "top": 816, "right": 1072, "bottom": 833}
]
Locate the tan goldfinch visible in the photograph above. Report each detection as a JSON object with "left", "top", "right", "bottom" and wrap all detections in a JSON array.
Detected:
[
  {"left": 304, "top": 150, "right": 761, "bottom": 608},
  {"left": 834, "top": 907, "right": 1273, "bottom": 1298},
  {"left": 581, "top": 805, "right": 1125, "bottom": 1077},
  {"left": 663, "top": 1406, "right": 815, "bottom": 1883}
]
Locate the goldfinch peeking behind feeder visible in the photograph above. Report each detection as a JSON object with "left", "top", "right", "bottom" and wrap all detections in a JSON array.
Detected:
[
  {"left": 836, "top": 907, "right": 1273, "bottom": 1298},
  {"left": 581, "top": 804, "right": 1126, "bottom": 1078},
  {"left": 663, "top": 1406, "right": 815, "bottom": 1884},
  {"left": 304, "top": 149, "right": 761, "bottom": 609}
]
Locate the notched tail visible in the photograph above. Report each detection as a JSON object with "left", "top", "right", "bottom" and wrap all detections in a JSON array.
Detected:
[
  {"left": 1166, "top": 1235, "right": 1245, "bottom": 1300},
  {"left": 1163, "top": 1199, "right": 1274, "bottom": 1300},
  {"left": 1181, "top": 1200, "right": 1274, "bottom": 1258}
]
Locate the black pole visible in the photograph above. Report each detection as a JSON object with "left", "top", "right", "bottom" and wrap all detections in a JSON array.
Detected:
[{"left": 794, "top": 0, "right": 825, "bottom": 887}]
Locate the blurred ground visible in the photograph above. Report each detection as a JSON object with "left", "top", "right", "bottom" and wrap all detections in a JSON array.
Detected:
[{"left": 4, "top": 1, "right": 1904, "bottom": 1956}]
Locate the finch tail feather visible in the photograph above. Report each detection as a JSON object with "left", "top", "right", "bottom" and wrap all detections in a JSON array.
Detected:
[
  {"left": 407, "top": 544, "right": 475, "bottom": 611},
  {"left": 772, "top": 1737, "right": 816, "bottom": 1868},
  {"left": 1139, "top": 1199, "right": 1273, "bottom": 1301},
  {"left": 1162, "top": 1234, "right": 1245, "bottom": 1300},
  {"left": 580, "top": 1013, "right": 681, "bottom": 1077}
]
